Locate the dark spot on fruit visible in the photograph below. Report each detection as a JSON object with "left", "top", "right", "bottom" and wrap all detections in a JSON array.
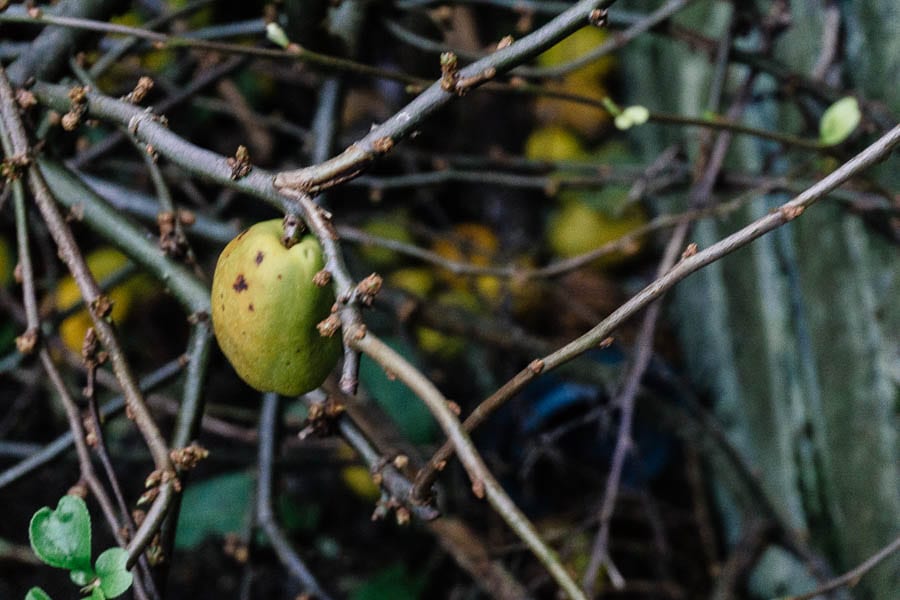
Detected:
[
  {"left": 277, "top": 274, "right": 282, "bottom": 280},
  {"left": 255, "top": 251, "right": 264, "bottom": 265},
  {"left": 233, "top": 274, "right": 248, "bottom": 292},
  {"left": 248, "top": 303, "right": 254, "bottom": 311}
]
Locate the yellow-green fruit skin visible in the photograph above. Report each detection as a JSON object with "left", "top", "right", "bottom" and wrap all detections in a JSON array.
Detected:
[{"left": 211, "top": 220, "right": 341, "bottom": 396}]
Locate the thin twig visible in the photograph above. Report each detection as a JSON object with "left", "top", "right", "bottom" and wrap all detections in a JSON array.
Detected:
[
  {"left": 541, "top": 125, "right": 899, "bottom": 369},
  {"left": 4, "top": 112, "right": 157, "bottom": 598},
  {"left": 72, "top": 56, "right": 246, "bottom": 168},
  {"left": 257, "top": 393, "right": 333, "bottom": 600},
  {"left": 32, "top": 81, "right": 296, "bottom": 212},
  {"left": 338, "top": 182, "right": 776, "bottom": 283},
  {"left": 518, "top": 0, "right": 695, "bottom": 78},
  {"left": 38, "top": 351, "right": 153, "bottom": 600},
  {"left": 274, "top": 0, "right": 619, "bottom": 194},
  {"left": 353, "top": 330, "right": 587, "bottom": 600},
  {"left": 154, "top": 320, "right": 214, "bottom": 577},
  {"left": 582, "top": 216, "right": 688, "bottom": 594},
  {"left": 0, "top": 360, "right": 184, "bottom": 490},
  {"left": 413, "top": 126, "right": 900, "bottom": 499},
  {"left": 37, "top": 159, "right": 210, "bottom": 314},
  {"left": 4, "top": 0, "right": 123, "bottom": 84},
  {"left": 310, "top": 388, "right": 441, "bottom": 522},
  {"left": 279, "top": 188, "right": 364, "bottom": 393},
  {"left": 9, "top": 167, "right": 40, "bottom": 349},
  {"left": 0, "top": 10, "right": 417, "bottom": 87},
  {"left": 0, "top": 68, "right": 172, "bottom": 473},
  {"left": 68, "top": 58, "right": 202, "bottom": 276},
  {"left": 783, "top": 534, "right": 900, "bottom": 600},
  {"left": 2, "top": 98, "right": 137, "bottom": 568},
  {"left": 87, "top": 0, "right": 216, "bottom": 80}
]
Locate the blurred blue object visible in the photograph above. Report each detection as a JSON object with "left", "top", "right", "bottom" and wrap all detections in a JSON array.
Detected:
[{"left": 481, "top": 346, "right": 677, "bottom": 513}]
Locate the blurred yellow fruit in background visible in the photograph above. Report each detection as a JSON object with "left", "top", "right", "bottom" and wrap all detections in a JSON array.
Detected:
[
  {"left": 432, "top": 222, "right": 511, "bottom": 305},
  {"left": 524, "top": 125, "right": 587, "bottom": 162},
  {"left": 359, "top": 217, "right": 414, "bottom": 268},
  {"left": 534, "top": 27, "right": 616, "bottom": 138},
  {"left": 431, "top": 223, "right": 499, "bottom": 289},
  {"left": 534, "top": 78, "right": 611, "bottom": 139},
  {"left": 387, "top": 267, "right": 436, "bottom": 299},
  {"left": 340, "top": 466, "right": 381, "bottom": 502},
  {"left": 546, "top": 197, "right": 647, "bottom": 268},
  {"left": 430, "top": 224, "right": 540, "bottom": 315},
  {"left": 109, "top": 12, "right": 176, "bottom": 73},
  {"left": 337, "top": 444, "right": 381, "bottom": 501},
  {"left": 54, "top": 248, "right": 150, "bottom": 352},
  {"left": 537, "top": 26, "right": 617, "bottom": 83}
]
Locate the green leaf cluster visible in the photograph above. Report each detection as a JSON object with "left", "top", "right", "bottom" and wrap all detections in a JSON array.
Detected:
[{"left": 28, "top": 495, "right": 133, "bottom": 600}]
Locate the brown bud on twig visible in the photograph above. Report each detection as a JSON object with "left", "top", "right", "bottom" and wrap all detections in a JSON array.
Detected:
[
  {"left": 123, "top": 76, "right": 154, "bottom": 104},
  {"left": 589, "top": 8, "right": 609, "bottom": 27},
  {"left": 313, "top": 269, "right": 332, "bottom": 287},
  {"left": 373, "top": 136, "right": 394, "bottom": 155},
  {"left": 157, "top": 210, "right": 189, "bottom": 258},
  {"left": 61, "top": 111, "right": 82, "bottom": 131},
  {"left": 15, "top": 88, "right": 37, "bottom": 109},
  {"left": 170, "top": 443, "right": 210, "bottom": 471},
  {"left": 440, "top": 52, "right": 459, "bottom": 92},
  {"left": 317, "top": 314, "right": 341, "bottom": 338},
  {"left": 15, "top": 328, "right": 38, "bottom": 355},
  {"left": 681, "top": 243, "right": 698, "bottom": 260},
  {"left": 90, "top": 295, "right": 114, "bottom": 319},
  {"left": 355, "top": 273, "right": 383, "bottom": 306},
  {"left": 137, "top": 487, "right": 160, "bottom": 506},
  {"left": 178, "top": 209, "right": 196, "bottom": 226},
  {"left": 455, "top": 67, "right": 497, "bottom": 94},
  {"left": 227, "top": 145, "right": 252, "bottom": 180}
]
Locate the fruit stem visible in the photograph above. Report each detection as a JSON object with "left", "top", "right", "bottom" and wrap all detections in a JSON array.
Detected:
[{"left": 281, "top": 213, "right": 306, "bottom": 249}]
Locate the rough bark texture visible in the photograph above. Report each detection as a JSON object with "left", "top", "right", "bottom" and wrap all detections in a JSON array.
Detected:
[{"left": 621, "top": 1, "right": 899, "bottom": 597}]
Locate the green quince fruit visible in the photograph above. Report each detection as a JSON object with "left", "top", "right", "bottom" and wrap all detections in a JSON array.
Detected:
[{"left": 211, "top": 220, "right": 341, "bottom": 396}]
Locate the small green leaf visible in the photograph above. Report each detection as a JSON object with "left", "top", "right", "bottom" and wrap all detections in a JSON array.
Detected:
[
  {"left": 25, "top": 587, "right": 52, "bottom": 600},
  {"left": 95, "top": 547, "right": 133, "bottom": 598},
  {"left": 29, "top": 495, "right": 92, "bottom": 572},
  {"left": 614, "top": 105, "right": 650, "bottom": 130},
  {"left": 623, "top": 105, "right": 649, "bottom": 125},
  {"left": 819, "top": 97, "right": 861, "bottom": 145},
  {"left": 266, "top": 23, "right": 290, "bottom": 48}
]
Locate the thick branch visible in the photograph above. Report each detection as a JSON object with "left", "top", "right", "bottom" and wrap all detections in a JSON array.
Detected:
[{"left": 273, "top": 0, "right": 617, "bottom": 194}]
